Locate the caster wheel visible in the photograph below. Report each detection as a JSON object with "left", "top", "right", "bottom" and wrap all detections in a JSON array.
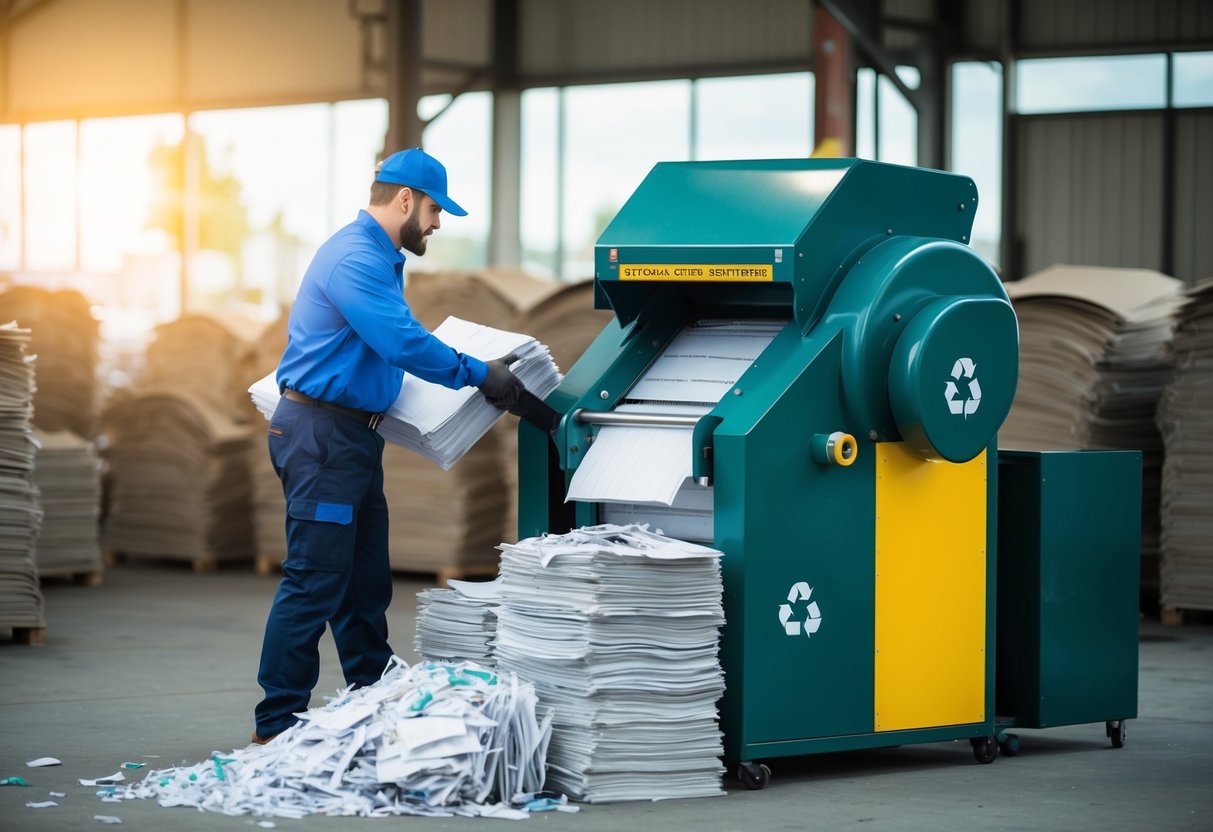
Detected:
[
  {"left": 970, "top": 735, "right": 999, "bottom": 764},
  {"left": 737, "top": 761, "right": 771, "bottom": 790},
  {"left": 1106, "top": 720, "right": 1126, "bottom": 748},
  {"left": 998, "top": 733, "right": 1021, "bottom": 757}
]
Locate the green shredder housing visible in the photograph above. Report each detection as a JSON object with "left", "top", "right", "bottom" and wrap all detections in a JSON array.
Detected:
[{"left": 516, "top": 157, "right": 1140, "bottom": 775}]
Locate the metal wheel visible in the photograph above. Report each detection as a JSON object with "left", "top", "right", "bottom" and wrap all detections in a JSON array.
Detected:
[
  {"left": 970, "top": 735, "right": 999, "bottom": 764},
  {"left": 1106, "top": 719, "right": 1127, "bottom": 749},
  {"left": 737, "top": 761, "right": 771, "bottom": 790},
  {"left": 998, "top": 733, "right": 1021, "bottom": 757}
]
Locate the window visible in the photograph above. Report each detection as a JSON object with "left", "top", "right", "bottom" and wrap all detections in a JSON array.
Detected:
[
  {"left": 24, "top": 121, "right": 77, "bottom": 271},
  {"left": 419, "top": 91, "right": 491, "bottom": 271},
  {"left": 0, "top": 126, "right": 20, "bottom": 270},
  {"left": 520, "top": 88, "right": 560, "bottom": 279},
  {"left": 562, "top": 80, "right": 692, "bottom": 278},
  {"left": 1017, "top": 54, "right": 1167, "bottom": 114},
  {"left": 1174, "top": 51, "right": 1213, "bottom": 107},
  {"left": 694, "top": 72, "right": 813, "bottom": 160},
  {"left": 952, "top": 62, "right": 1003, "bottom": 267}
]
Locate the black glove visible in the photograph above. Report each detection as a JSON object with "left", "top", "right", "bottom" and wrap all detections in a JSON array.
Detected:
[
  {"left": 479, "top": 353, "right": 524, "bottom": 408},
  {"left": 508, "top": 389, "right": 563, "bottom": 435}
]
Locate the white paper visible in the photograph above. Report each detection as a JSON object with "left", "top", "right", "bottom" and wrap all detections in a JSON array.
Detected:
[
  {"left": 567, "top": 425, "right": 691, "bottom": 506},
  {"left": 79, "top": 773, "right": 125, "bottom": 787},
  {"left": 25, "top": 757, "right": 61, "bottom": 768},
  {"left": 446, "top": 577, "right": 503, "bottom": 600},
  {"left": 94, "top": 816, "right": 123, "bottom": 824},
  {"left": 396, "top": 716, "right": 468, "bottom": 750},
  {"left": 26, "top": 801, "right": 58, "bottom": 808},
  {"left": 249, "top": 317, "right": 563, "bottom": 471}
]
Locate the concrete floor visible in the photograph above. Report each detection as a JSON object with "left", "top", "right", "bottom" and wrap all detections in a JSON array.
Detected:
[{"left": 1, "top": 565, "right": 1211, "bottom": 832}]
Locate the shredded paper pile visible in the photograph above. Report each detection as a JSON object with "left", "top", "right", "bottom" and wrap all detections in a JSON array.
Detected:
[{"left": 107, "top": 659, "right": 561, "bottom": 819}]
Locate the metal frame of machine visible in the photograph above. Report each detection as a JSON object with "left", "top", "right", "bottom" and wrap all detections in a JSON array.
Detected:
[{"left": 516, "top": 158, "right": 1137, "bottom": 788}]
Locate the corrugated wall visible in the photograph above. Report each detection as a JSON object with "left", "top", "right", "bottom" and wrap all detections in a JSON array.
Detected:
[
  {"left": 1174, "top": 112, "right": 1213, "bottom": 284},
  {"left": 1016, "top": 109, "right": 1213, "bottom": 286},
  {"left": 1016, "top": 113, "right": 1166, "bottom": 276}
]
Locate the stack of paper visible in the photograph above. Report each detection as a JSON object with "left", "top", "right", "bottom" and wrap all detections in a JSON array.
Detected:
[
  {"left": 249, "top": 316, "right": 562, "bottom": 472},
  {"left": 31, "top": 430, "right": 102, "bottom": 578},
  {"left": 414, "top": 579, "right": 501, "bottom": 666},
  {"left": 111, "top": 658, "right": 558, "bottom": 819},
  {"left": 0, "top": 322, "right": 45, "bottom": 632},
  {"left": 0, "top": 287, "right": 99, "bottom": 438},
  {"left": 494, "top": 524, "right": 726, "bottom": 803},
  {"left": 143, "top": 312, "right": 266, "bottom": 425},
  {"left": 1158, "top": 278, "right": 1213, "bottom": 612},
  {"left": 102, "top": 389, "right": 254, "bottom": 567},
  {"left": 1001, "top": 266, "right": 1184, "bottom": 602}
]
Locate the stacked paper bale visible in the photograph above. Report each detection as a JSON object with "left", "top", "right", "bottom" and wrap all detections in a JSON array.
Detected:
[
  {"left": 1157, "top": 278, "right": 1213, "bottom": 616},
  {"left": 414, "top": 579, "right": 500, "bottom": 666},
  {"left": 143, "top": 312, "right": 265, "bottom": 423},
  {"left": 494, "top": 524, "right": 726, "bottom": 802},
  {"left": 32, "top": 430, "right": 102, "bottom": 582},
  {"left": 0, "top": 286, "right": 99, "bottom": 437},
  {"left": 0, "top": 322, "right": 45, "bottom": 641},
  {"left": 102, "top": 389, "right": 254, "bottom": 570},
  {"left": 1000, "top": 266, "right": 1183, "bottom": 603}
]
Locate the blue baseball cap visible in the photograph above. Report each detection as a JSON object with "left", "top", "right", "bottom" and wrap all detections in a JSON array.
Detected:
[{"left": 375, "top": 148, "right": 468, "bottom": 216}]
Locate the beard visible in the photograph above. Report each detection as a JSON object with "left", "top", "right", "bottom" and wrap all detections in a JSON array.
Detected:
[{"left": 399, "top": 210, "right": 429, "bottom": 256}]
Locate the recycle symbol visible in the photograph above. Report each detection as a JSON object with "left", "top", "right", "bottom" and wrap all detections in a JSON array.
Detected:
[
  {"left": 945, "top": 356, "right": 981, "bottom": 418},
  {"left": 778, "top": 581, "right": 822, "bottom": 637}
]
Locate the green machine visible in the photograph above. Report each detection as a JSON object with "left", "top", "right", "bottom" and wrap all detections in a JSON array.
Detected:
[{"left": 516, "top": 158, "right": 1138, "bottom": 787}]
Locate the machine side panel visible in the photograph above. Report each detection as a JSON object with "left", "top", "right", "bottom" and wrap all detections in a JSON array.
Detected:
[
  {"left": 874, "top": 443, "right": 987, "bottom": 732},
  {"left": 716, "top": 333, "right": 877, "bottom": 754}
]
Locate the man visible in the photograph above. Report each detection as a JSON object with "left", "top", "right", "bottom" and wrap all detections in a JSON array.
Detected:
[{"left": 252, "top": 147, "right": 524, "bottom": 744}]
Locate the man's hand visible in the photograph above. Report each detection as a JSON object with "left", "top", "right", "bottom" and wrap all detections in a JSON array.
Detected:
[{"left": 479, "top": 353, "right": 524, "bottom": 409}]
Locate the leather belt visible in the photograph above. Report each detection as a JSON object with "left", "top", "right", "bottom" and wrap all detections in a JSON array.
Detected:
[{"left": 282, "top": 389, "right": 385, "bottom": 430}]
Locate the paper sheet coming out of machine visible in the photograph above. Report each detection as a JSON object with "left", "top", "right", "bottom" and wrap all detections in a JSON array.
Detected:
[{"left": 567, "top": 321, "right": 783, "bottom": 506}]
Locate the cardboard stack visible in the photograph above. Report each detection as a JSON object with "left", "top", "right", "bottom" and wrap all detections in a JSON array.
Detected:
[
  {"left": 1001, "top": 266, "right": 1183, "bottom": 602},
  {"left": 102, "top": 389, "right": 254, "bottom": 569},
  {"left": 0, "top": 323, "right": 45, "bottom": 638},
  {"left": 1157, "top": 278, "right": 1213, "bottom": 613},
  {"left": 143, "top": 312, "right": 265, "bottom": 423},
  {"left": 31, "top": 430, "right": 102, "bottom": 580},
  {"left": 0, "top": 286, "right": 99, "bottom": 438}
]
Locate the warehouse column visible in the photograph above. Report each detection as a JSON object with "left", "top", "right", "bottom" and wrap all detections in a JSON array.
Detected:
[
  {"left": 489, "top": 0, "right": 521, "bottom": 267},
  {"left": 813, "top": 3, "right": 854, "bottom": 155},
  {"left": 385, "top": 0, "right": 423, "bottom": 152}
]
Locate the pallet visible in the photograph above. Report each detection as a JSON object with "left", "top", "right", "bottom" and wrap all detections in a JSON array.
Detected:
[
  {"left": 11, "top": 627, "right": 46, "bottom": 646},
  {"left": 38, "top": 569, "right": 104, "bottom": 587},
  {"left": 254, "top": 555, "right": 282, "bottom": 577},
  {"left": 1161, "top": 606, "right": 1213, "bottom": 627},
  {"left": 104, "top": 551, "right": 221, "bottom": 574}
]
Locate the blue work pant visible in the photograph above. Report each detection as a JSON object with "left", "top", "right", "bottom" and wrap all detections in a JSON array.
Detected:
[{"left": 254, "top": 397, "right": 393, "bottom": 738}]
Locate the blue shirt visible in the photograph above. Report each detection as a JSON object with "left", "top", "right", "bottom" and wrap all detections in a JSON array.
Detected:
[{"left": 277, "top": 210, "right": 488, "bottom": 412}]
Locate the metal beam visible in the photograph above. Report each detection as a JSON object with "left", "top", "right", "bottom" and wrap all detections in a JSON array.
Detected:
[
  {"left": 813, "top": 2, "right": 854, "bottom": 155},
  {"left": 385, "top": 0, "right": 422, "bottom": 153},
  {"left": 489, "top": 0, "right": 521, "bottom": 267},
  {"left": 819, "top": 0, "right": 917, "bottom": 104}
]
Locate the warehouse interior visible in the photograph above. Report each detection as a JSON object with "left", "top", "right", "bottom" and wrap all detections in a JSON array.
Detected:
[{"left": 1, "top": 0, "right": 1212, "bottom": 828}]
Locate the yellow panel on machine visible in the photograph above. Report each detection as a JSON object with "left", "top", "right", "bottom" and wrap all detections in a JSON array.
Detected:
[{"left": 874, "top": 443, "right": 987, "bottom": 732}]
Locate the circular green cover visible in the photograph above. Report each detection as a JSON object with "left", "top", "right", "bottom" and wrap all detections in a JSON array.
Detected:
[{"left": 888, "top": 296, "right": 1019, "bottom": 462}]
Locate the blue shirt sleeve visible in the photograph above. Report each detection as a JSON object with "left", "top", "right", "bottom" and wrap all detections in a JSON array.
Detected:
[{"left": 322, "top": 253, "right": 489, "bottom": 389}]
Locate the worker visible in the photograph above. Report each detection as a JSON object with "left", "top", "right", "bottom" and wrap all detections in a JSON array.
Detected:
[{"left": 252, "top": 147, "right": 524, "bottom": 744}]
